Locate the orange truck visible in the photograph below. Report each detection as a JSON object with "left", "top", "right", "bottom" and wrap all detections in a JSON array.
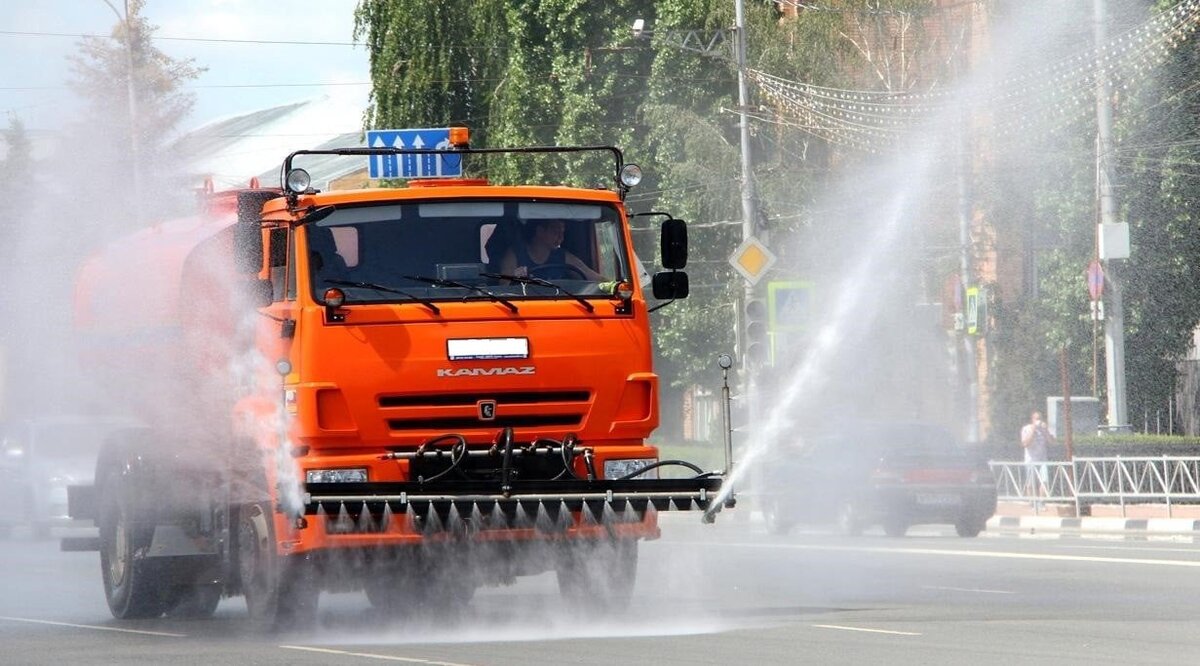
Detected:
[{"left": 64, "top": 130, "right": 727, "bottom": 628}]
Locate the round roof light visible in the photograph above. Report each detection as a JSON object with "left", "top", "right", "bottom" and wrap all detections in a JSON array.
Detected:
[
  {"left": 286, "top": 168, "right": 312, "bottom": 193},
  {"left": 323, "top": 287, "right": 345, "bottom": 308},
  {"left": 619, "top": 164, "right": 643, "bottom": 188},
  {"left": 275, "top": 359, "right": 293, "bottom": 376}
]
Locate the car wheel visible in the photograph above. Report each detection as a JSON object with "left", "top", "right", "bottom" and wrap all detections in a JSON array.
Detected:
[
  {"left": 836, "top": 501, "right": 863, "bottom": 537},
  {"left": 955, "top": 516, "right": 986, "bottom": 538}
]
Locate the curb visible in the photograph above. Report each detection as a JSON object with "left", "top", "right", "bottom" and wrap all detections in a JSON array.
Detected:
[{"left": 987, "top": 515, "right": 1200, "bottom": 535}]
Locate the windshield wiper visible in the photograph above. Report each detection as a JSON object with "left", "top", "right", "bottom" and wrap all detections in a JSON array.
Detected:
[
  {"left": 323, "top": 279, "right": 441, "bottom": 315},
  {"left": 480, "top": 272, "right": 595, "bottom": 313},
  {"left": 401, "top": 275, "right": 519, "bottom": 313}
]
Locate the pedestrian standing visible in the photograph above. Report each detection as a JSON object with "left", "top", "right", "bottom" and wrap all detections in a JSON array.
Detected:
[{"left": 1020, "top": 410, "right": 1055, "bottom": 498}]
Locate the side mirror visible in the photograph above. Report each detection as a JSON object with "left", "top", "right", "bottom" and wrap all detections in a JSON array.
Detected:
[
  {"left": 652, "top": 271, "right": 689, "bottom": 300},
  {"left": 660, "top": 218, "right": 688, "bottom": 270},
  {"left": 235, "top": 190, "right": 281, "bottom": 275}
]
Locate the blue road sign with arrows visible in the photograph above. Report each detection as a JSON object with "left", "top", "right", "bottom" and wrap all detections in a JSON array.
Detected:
[{"left": 365, "top": 128, "right": 463, "bottom": 179}]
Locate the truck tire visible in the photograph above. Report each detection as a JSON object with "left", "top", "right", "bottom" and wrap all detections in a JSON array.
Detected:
[
  {"left": 237, "top": 502, "right": 318, "bottom": 631},
  {"left": 98, "top": 471, "right": 169, "bottom": 619},
  {"left": 556, "top": 537, "right": 637, "bottom": 613}
]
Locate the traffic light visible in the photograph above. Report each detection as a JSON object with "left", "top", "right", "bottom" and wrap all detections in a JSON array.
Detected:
[{"left": 744, "top": 296, "right": 769, "bottom": 367}]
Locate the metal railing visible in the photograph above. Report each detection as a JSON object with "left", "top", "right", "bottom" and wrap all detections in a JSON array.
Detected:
[{"left": 989, "top": 456, "right": 1200, "bottom": 517}]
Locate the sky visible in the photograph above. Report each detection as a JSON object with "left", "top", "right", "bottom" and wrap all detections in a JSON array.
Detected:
[{"left": 0, "top": 0, "right": 370, "bottom": 141}]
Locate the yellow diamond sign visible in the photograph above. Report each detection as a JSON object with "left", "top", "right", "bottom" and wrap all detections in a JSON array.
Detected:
[{"left": 729, "top": 236, "right": 777, "bottom": 285}]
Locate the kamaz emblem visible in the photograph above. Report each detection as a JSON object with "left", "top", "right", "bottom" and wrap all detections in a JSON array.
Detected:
[
  {"left": 437, "top": 366, "right": 535, "bottom": 377},
  {"left": 478, "top": 400, "right": 497, "bottom": 421}
]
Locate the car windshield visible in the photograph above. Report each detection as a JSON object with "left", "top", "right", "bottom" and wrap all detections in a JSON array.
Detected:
[{"left": 305, "top": 200, "right": 631, "bottom": 304}]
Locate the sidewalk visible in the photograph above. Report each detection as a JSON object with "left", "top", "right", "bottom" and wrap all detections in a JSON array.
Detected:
[{"left": 987, "top": 501, "right": 1200, "bottom": 536}]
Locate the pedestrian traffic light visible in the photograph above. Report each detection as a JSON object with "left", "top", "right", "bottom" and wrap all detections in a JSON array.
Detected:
[{"left": 744, "top": 297, "right": 769, "bottom": 366}]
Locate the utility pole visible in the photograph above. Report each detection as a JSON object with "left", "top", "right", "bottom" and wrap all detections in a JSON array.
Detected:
[
  {"left": 734, "top": 0, "right": 758, "bottom": 248},
  {"left": 102, "top": 0, "right": 142, "bottom": 224},
  {"left": 1094, "top": 0, "right": 1129, "bottom": 430}
]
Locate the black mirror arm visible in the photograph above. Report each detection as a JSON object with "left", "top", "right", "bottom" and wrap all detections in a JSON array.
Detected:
[{"left": 647, "top": 299, "right": 676, "bottom": 314}]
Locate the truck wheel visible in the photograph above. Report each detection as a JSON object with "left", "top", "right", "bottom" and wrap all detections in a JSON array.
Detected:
[
  {"left": 165, "top": 584, "right": 222, "bottom": 619},
  {"left": 98, "top": 472, "right": 168, "bottom": 619},
  {"left": 237, "top": 502, "right": 318, "bottom": 631},
  {"left": 556, "top": 537, "right": 637, "bottom": 613}
]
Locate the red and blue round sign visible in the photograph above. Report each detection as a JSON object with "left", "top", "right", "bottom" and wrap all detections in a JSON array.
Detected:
[{"left": 1087, "top": 260, "right": 1104, "bottom": 300}]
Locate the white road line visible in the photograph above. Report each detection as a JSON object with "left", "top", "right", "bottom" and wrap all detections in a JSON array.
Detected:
[
  {"left": 280, "top": 645, "right": 477, "bottom": 666},
  {"left": 813, "top": 624, "right": 921, "bottom": 636},
  {"left": 0, "top": 616, "right": 186, "bottom": 638},
  {"left": 922, "top": 585, "right": 1015, "bottom": 595},
  {"left": 680, "top": 541, "right": 1200, "bottom": 567}
]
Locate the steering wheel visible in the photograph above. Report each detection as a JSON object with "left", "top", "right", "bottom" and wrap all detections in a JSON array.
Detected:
[{"left": 530, "top": 263, "right": 588, "bottom": 280}]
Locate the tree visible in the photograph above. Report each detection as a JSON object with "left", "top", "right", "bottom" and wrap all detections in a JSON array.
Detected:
[{"left": 65, "top": 0, "right": 204, "bottom": 230}]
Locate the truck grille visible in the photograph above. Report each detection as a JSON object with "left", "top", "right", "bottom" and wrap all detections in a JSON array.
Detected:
[
  {"left": 379, "top": 391, "right": 590, "bottom": 408},
  {"left": 379, "top": 390, "right": 591, "bottom": 434}
]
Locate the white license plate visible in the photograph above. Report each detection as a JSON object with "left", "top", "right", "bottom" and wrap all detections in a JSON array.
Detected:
[{"left": 915, "top": 492, "right": 962, "bottom": 506}]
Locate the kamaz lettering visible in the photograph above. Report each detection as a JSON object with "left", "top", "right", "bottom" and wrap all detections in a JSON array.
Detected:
[{"left": 437, "top": 366, "right": 536, "bottom": 377}]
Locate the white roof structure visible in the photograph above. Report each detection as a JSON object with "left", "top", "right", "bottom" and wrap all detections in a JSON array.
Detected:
[{"left": 174, "top": 94, "right": 365, "bottom": 190}]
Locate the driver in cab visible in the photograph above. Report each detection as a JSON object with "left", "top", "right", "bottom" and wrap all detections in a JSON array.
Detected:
[{"left": 499, "top": 219, "right": 603, "bottom": 281}]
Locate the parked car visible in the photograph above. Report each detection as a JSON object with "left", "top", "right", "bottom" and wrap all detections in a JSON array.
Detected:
[
  {"left": 759, "top": 421, "right": 997, "bottom": 537},
  {"left": 0, "top": 416, "right": 139, "bottom": 539}
]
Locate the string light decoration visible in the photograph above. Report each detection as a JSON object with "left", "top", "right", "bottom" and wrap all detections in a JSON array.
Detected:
[{"left": 753, "top": 0, "right": 1200, "bottom": 152}]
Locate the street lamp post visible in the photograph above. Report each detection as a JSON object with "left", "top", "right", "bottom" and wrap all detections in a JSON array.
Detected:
[{"left": 101, "top": 0, "right": 142, "bottom": 224}]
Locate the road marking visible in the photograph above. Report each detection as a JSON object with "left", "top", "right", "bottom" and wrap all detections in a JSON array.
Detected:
[
  {"left": 813, "top": 624, "right": 921, "bottom": 636},
  {"left": 280, "top": 645, "right": 477, "bottom": 665},
  {"left": 922, "top": 585, "right": 1015, "bottom": 595},
  {"left": 682, "top": 541, "right": 1200, "bottom": 567},
  {"left": 0, "top": 616, "right": 186, "bottom": 637}
]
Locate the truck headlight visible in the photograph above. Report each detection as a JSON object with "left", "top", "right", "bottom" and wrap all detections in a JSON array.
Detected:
[
  {"left": 305, "top": 468, "right": 368, "bottom": 484},
  {"left": 604, "top": 458, "right": 658, "bottom": 480}
]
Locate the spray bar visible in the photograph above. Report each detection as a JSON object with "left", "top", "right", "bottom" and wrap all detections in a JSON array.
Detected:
[{"left": 303, "top": 477, "right": 723, "bottom": 515}]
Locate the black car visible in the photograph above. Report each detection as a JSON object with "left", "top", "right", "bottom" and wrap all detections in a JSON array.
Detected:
[{"left": 759, "top": 422, "right": 997, "bottom": 537}]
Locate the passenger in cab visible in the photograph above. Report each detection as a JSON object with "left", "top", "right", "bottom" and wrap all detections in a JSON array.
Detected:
[{"left": 499, "top": 219, "right": 603, "bottom": 281}]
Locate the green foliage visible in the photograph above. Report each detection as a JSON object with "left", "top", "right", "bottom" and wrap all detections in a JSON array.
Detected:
[{"left": 1074, "top": 434, "right": 1200, "bottom": 457}]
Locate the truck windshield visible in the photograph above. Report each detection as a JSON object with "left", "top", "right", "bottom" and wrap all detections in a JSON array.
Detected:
[{"left": 305, "top": 200, "right": 632, "bottom": 304}]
